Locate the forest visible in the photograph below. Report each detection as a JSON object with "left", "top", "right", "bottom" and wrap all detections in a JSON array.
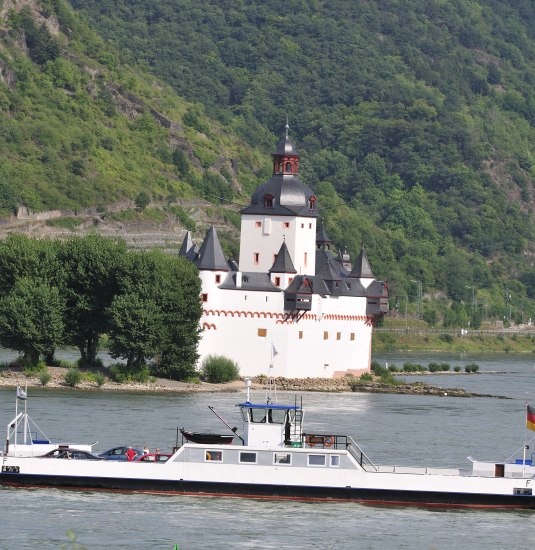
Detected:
[{"left": 2, "top": 0, "right": 535, "bottom": 325}]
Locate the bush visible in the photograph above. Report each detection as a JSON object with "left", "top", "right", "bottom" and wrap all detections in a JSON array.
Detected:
[
  {"left": 359, "top": 372, "right": 373, "bottom": 382},
  {"left": 64, "top": 368, "right": 82, "bottom": 387},
  {"left": 109, "top": 363, "right": 150, "bottom": 383},
  {"left": 39, "top": 370, "right": 52, "bottom": 386},
  {"left": 439, "top": 333, "right": 454, "bottom": 344},
  {"left": 454, "top": 366, "right": 461, "bottom": 372},
  {"left": 465, "top": 363, "right": 479, "bottom": 373},
  {"left": 201, "top": 355, "right": 239, "bottom": 383},
  {"left": 94, "top": 372, "right": 106, "bottom": 387}
]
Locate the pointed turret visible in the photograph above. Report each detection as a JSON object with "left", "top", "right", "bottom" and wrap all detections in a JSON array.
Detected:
[
  {"left": 196, "top": 226, "right": 229, "bottom": 271},
  {"left": 178, "top": 231, "right": 198, "bottom": 261},
  {"left": 349, "top": 245, "right": 374, "bottom": 279},
  {"left": 270, "top": 242, "right": 297, "bottom": 274},
  {"left": 316, "top": 223, "right": 332, "bottom": 251}
]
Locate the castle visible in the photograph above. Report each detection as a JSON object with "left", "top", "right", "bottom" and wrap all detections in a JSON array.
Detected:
[{"left": 179, "top": 128, "right": 388, "bottom": 378}]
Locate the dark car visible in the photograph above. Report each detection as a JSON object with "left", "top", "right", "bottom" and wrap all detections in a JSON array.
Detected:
[
  {"left": 98, "top": 446, "right": 143, "bottom": 461},
  {"left": 134, "top": 453, "right": 172, "bottom": 463},
  {"left": 40, "top": 448, "right": 103, "bottom": 460}
]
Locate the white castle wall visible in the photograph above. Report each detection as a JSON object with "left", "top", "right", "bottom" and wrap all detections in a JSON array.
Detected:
[{"left": 197, "top": 276, "right": 372, "bottom": 379}]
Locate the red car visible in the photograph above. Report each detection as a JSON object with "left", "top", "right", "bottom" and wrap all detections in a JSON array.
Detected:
[{"left": 134, "top": 453, "right": 172, "bottom": 463}]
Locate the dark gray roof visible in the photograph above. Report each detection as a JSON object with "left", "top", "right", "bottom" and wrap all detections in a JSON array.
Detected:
[
  {"left": 178, "top": 231, "right": 198, "bottom": 261},
  {"left": 219, "top": 272, "right": 281, "bottom": 292},
  {"left": 270, "top": 242, "right": 297, "bottom": 274},
  {"left": 274, "top": 135, "right": 299, "bottom": 156},
  {"left": 195, "top": 226, "right": 229, "bottom": 271},
  {"left": 366, "top": 280, "right": 388, "bottom": 297},
  {"left": 316, "top": 223, "right": 332, "bottom": 248},
  {"left": 315, "top": 249, "right": 349, "bottom": 278},
  {"left": 349, "top": 246, "right": 374, "bottom": 278},
  {"left": 227, "top": 258, "right": 239, "bottom": 271},
  {"left": 316, "top": 256, "right": 342, "bottom": 281},
  {"left": 241, "top": 174, "right": 318, "bottom": 217}
]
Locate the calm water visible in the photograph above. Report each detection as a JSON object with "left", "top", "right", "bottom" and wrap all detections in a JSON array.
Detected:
[{"left": 1, "top": 352, "right": 535, "bottom": 549}]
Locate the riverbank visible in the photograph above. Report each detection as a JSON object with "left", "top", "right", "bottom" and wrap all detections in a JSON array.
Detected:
[{"left": 0, "top": 366, "right": 503, "bottom": 398}]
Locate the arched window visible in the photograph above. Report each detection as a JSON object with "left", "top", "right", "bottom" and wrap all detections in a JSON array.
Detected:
[
  {"left": 308, "top": 195, "right": 317, "bottom": 210},
  {"left": 264, "top": 194, "right": 274, "bottom": 208},
  {"left": 285, "top": 162, "right": 292, "bottom": 172}
]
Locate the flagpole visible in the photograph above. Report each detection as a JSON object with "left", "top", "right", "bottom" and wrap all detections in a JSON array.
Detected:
[
  {"left": 23, "top": 382, "right": 28, "bottom": 444},
  {"left": 523, "top": 402, "right": 529, "bottom": 477},
  {"left": 14, "top": 385, "right": 18, "bottom": 448}
]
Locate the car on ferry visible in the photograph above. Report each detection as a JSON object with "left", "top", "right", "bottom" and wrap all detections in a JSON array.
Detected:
[
  {"left": 98, "top": 446, "right": 143, "bottom": 461},
  {"left": 134, "top": 453, "right": 172, "bottom": 463},
  {"left": 40, "top": 448, "right": 103, "bottom": 460}
]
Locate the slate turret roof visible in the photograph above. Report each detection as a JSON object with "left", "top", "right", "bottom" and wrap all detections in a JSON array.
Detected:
[
  {"left": 195, "top": 225, "right": 229, "bottom": 271},
  {"left": 270, "top": 242, "right": 297, "bottom": 274},
  {"left": 178, "top": 231, "right": 198, "bottom": 262},
  {"left": 349, "top": 245, "right": 374, "bottom": 279}
]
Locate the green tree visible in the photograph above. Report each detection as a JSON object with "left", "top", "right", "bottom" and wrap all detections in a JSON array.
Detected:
[
  {"left": 56, "top": 235, "right": 127, "bottom": 366},
  {"left": 0, "top": 277, "right": 64, "bottom": 366}
]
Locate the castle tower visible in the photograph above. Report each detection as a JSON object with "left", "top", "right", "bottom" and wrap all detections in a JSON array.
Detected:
[{"left": 238, "top": 125, "right": 318, "bottom": 277}]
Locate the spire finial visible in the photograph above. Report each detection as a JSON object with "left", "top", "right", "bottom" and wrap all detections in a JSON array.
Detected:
[{"left": 285, "top": 114, "right": 289, "bottom": 138}]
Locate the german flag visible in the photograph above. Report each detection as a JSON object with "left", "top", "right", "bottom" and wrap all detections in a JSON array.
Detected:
[{"left": 527, "top": 405, "right": 535, "bottom": 431}]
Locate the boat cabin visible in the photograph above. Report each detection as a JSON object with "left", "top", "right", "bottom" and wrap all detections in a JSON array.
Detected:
[{"left": 237, "top": 401, "right": 303, "bottom": 448}]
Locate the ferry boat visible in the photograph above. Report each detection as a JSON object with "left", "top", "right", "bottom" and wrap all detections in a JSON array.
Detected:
[{"left": 1, "top": 381, "right": 535, "bottom": 509}]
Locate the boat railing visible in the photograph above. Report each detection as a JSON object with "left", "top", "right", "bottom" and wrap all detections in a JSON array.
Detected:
[{"left": 300, "top": 433, "right": 378, "bottom": 471}]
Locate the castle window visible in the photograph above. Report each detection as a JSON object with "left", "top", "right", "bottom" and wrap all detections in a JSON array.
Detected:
[
  {"left": 258, "top": 328, "right": 267, "bottom": 337},
  {"left": 274, "top": 276, "right": 281, "bottom": 286},
  {"left": 309, "top": 223, "right": 312, "bottom": 229},
  {"left": 201, "top": 293, "right": 208, "bottom": 302},
  {"left": 253, "top": 252, "right": 260, "bottom": 264},
  {"left": 350, "top": 333, "right": 355, "bottom": 341},
  {"left": 346, "top": 283, "right": 351, "bottom": 290},
  {"left": 304, "top": 252, "right": 308, "bottom": 267},
  {"left": 309, "top": 195, "right": 317, "bottom": 210},
  {"left": 264, "top": 194, "right": 274, "bottom": 208},
  {"left": 215, "top": 274, "right": 221, "bottom": 284},
  {"left": 255, "top": 221, "right": 261, "bottom": 228},
  {"left": 288, "top": 277, "right": 294, "bottom": 284},
  {"left": 337, "top": 332, "right": 341, "bottom": 341},
  {"left": 301, "top": 223, "right": 304, "bottom": 228},
  {"left": 285, "top": 162, "right": 292, "bottom": 172},
  {"left": 323, "top": 331, "right": 328, "bottom": 340},
  {"left": 283, "top": 222, "right": 290, "bottom": 228},
  {"left": 299, "top": 331, "right": 303, "bottom": 339}
]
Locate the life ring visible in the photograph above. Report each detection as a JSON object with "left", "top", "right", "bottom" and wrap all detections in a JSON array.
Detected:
[
  {"left": 206, "top": 452, "right": 212, "bottom": 461},
  {"left": 305, "top": 435, "right": 316, "bottom": 447},
  {"left": 323, "top": 436, "right": 334, "bottom": 447}
]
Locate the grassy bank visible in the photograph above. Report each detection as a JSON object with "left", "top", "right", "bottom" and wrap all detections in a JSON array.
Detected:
[{"left": 372, "top": 330, "right": 535, "bottom": 354}]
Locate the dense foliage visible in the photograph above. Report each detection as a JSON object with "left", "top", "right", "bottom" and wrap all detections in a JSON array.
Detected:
[
  {"left": 2, "top": 0, "right": 535, "bottom": 323},
  {"left": 0, "top": 235, "right": 202, "bottom": 379},
  {"left": 68, "top": 0, "right": 535, "bottom": 321}
]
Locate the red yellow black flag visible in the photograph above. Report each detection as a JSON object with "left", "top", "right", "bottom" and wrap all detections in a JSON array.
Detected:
[{"left": 527, "top": 405, "right": 535, "bottom": 431}]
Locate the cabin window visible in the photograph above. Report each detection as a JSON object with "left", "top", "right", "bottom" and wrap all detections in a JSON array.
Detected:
[
  {"left": 308, "top": 454, "right": 326, "bottom": 467},
  {"left": 215, "top": 274, "right": 221, "bottom": 284},
  {"left": 323, "top": 331, "right": 328, "bottom": 340},
  {"left": 205, "top": 450, "right": 222, "bottom": 462},
  {"left": 258, "top": 328, "right": 267, "bottom": 338},
  {"left": 274, "top": 453, "right": 291, "bottom": 465},
  {"left": 255, "top": 221, "right": 261, "bottom": 228},
  {"left": 239, "top": 452, "right": 257, "bottom": 464},
  {"left": 350, "top": 333, "right": 355, "bottom": 341},
  {"left": 201, "top": 293, "right": 208, "bottom": 302},
  {"left": 337, "top": 332, "right": 341, "bottom": 341},
  {"left": 330, "top": 455, "right": 340, "bottom": 467},
  {"left": 299, "top": 331, "right": 303, "bottom": 339},
  {"left": 253, "top": 252, "right": 260, "bottom": 265},
  {"left": 274, "top": 277, "right": 281, "bottom": 287}
]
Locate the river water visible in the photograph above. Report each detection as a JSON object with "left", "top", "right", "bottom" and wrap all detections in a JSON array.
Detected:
[{"left": 1, "top": 352, "right": 535, "bottom": 549}]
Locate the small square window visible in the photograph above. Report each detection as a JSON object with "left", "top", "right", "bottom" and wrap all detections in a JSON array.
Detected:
[
  {"left": 274, "top": 453, "right": 291, "bottom": 465},
  {"left": 288, "top": 277, "right": 293, "bottom": 284},
  {"left": 283, "top": 222, "right": 290, "bottom": 228},
  {"left": 240, "top": 452, "right": 257, "bottom": 463},
  {"left": 255, "top": 221, "right": 261, "bottom": 228},
  {"left": 258, "top": 328, "right": 267, "bottom": 337},
  {"left": 201, "top": 293, "right": 208, "bottom": 302},
  {"left": 330, "top": 455, "right": 340, "bottom": 467},
  {"left": 307, "top": 454, "right": 326, "bottom": 467},
  {"left": 205, "top": 450, "right": 222, "bottom": 462}
]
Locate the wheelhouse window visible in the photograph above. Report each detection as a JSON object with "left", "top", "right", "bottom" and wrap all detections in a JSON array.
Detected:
[
  {"left": 240, "top": 452, "right": 257, "bottom": 464},
  {"left": 330, "top": 455, "right": 341, "bottom": 467},
  {"left": 263, "top": 194, "right": 274, "bottom": 208},
  {"left": 274, "top": 453, "right": 291, "bottom": 465},
  {"left": 307, "top": 454, "right": 326, "bottom": 467},
  {"left": 205, "top": 450, "right": 223, "bottom": 462}
]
